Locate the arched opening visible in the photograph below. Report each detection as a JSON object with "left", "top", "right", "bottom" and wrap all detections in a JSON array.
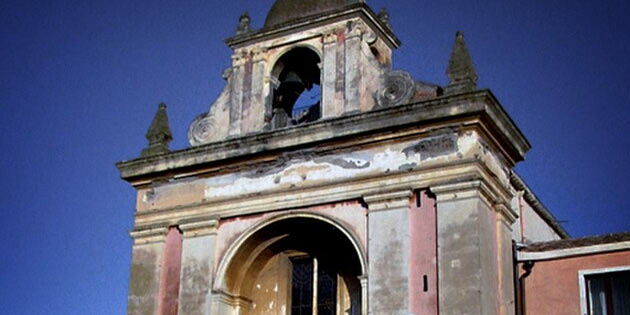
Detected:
[
  {"left": 217, "top": 216, "right": 364, "bottom": 315},
  {"left": 270, "top": 47, "right": 321, "bottom": 129}
]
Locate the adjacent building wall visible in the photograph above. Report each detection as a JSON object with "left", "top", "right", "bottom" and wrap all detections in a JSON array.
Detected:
[
  {"left": 522, "top": 250, "right": 630, "bottom": 315},
  {"left": 519, "top": 198, "right": 562, "bottom": 243}
]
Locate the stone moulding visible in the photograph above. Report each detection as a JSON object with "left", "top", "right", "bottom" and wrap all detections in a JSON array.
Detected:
[
  {"left": 180, "top": 219, "right": 219, "bottom": 238},
  {"left": 116, "top": 90, "right": 531, "bottom": 184},
  {"left": 431, "top": 179, "right": 518, "bottom": 224},
  {"left": 129, "top": 227, "right": 170, "bottom": 245},
  {"left": 363, "top": 189, "right": 412, "bottom": 212},
  {"left": 225, "top": 2, "right": 400, "bottom": 50},
  {"left": 129, "top": 161, "right": 511, "bottom": 233}
]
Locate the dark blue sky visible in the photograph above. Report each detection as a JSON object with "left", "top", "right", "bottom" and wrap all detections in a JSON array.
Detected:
[{"left": 1, "top": 0, "right": 629, "bottom": 313}]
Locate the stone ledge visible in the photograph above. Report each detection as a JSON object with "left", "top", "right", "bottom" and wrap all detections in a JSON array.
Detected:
[
  {"left": 129, "top": 227, "right": 169, "bottom": 245},
  {"left": 117, "top": 90, "right": 530, "bottom": 184},
  {"left": 180, "top": 219, "right": 219, "bottom": 238},
  {"left": 431, "top": 179, "right": 519, "bottom": 224},
  {"left": 225, "top": 3, "right": 399, "bottom": 49},
  {"left": 363, "top": 190, "right": 412, "bottom": 212}
]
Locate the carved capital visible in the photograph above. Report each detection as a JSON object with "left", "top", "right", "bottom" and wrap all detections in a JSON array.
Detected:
[
  {"left": 363, "top": 190, "right": 411, "bottom": 212},
  {"left": 129, "top": 226, "right": 169, "bottom": 245},
  {"left": 212, "top": 290, "right": 252, "bottom": 310},
  {"left": 431, "top": 179, "right": 518, "bottom": 224},
  {"left": 346, "top": 22, "right": 364, "bottom": 39},
  {"left": 252, "top": 48, "right": 267, "bottom": 63},
  {"left": 323, "top": 31, "right": 338, "bottom": 44},
  {"left": 180, "top": 219, "right": 219, "bottom": 238},
  {"left": 231, "top": 50, "right": 248, "bottom": 66},
  {"left": 431, "top": 180, "right": 494, "bottom": 202}
]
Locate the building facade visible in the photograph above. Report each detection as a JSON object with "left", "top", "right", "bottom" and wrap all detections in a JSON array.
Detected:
[{"left": 115, "top": 1, "right": 628, "bottom": 315}]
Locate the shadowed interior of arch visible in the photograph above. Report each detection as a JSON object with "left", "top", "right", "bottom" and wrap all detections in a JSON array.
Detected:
[
  {"left": 270, "top": 47, "right": 322, "bottom": 129},
  {"left": 221, "top": 217, "right": 362, "bottom": 315}
]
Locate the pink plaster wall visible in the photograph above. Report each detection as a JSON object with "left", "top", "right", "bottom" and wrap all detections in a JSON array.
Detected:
[
  {"left": 523, "top": 250, "right": 630, "bottom": 315},
  {"left": 157, "top": 227, "right": 183, "bottom": 315},
  {"left": 409, "top": 190, "right": 438, "bottom": 315}
]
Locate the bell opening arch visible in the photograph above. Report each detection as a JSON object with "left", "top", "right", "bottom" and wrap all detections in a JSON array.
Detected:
[
  {"left": 269, "top": 46, "right": 322, "bottom": 129},
  {"left": 213, "top": 212, "right": 367, "bottom": 315}
]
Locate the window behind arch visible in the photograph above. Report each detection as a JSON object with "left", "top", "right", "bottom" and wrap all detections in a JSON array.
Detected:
[
  {"left": 270, "top": 47, "right": 321, "bottom": 129},
  {"left": 290, "top": 256, "right": 337, "bottom": 315}
]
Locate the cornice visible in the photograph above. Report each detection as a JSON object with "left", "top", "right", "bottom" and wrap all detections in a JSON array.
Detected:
[
  {"left": 363, "top": 189, "right": 412, "bottom": 212},
  {"left": 431, "top": 178, "right": 519, "bottom": 224},
  {"left": 129, "top": 158, "right": 517, "bottom": 229},
  {"left": 518, "top": 241, "right": 630, "bottom": 261},
  {"left": 225, "top": 3, "right": 400, "bottom": 49},
  {"left": 129, "top": 226, "right": 169, "bottom": 245},
  {"left": 180, "top": 219, "right": 219, "bottom": 238},
  {"left": 117, "top": 90, "right": 530, "bottom": 185}
]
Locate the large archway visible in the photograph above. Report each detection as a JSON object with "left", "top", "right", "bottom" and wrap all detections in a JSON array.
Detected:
[{"left": 214, "top": 214, "right": 366, "bottom": 315}]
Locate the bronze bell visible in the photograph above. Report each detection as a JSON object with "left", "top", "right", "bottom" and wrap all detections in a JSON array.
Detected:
[{"left": 283, "top": 71, "right": 304, "bottom": 87}]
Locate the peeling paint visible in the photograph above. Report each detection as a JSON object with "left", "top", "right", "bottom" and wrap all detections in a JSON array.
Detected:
[
  {"left": 402, "top": 132, "right": 458, "bottom": 160},
  {"left": 320, "top": 157, "right": 371, "bottom": 169},
  {"left": 128, "top": 247, "right": 160, "bottom": 315},
  {"left": 179, "top": 257, "right": 211, "bottom": 314},
  {"left": 398, "top": 163, "right": 417, "bottom": 172}
]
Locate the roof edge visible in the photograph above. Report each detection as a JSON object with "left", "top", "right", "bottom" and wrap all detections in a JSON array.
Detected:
[
  {"left": 518, "top": 232, "right": 630, "bottom": 261},
  {"left": 510, "top": 171, "right": 571, "bottom": 239}
]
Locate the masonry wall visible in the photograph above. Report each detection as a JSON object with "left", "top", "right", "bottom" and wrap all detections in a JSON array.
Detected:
[{"left": 522, "top": 250, "right": 630, "bottom": 315}]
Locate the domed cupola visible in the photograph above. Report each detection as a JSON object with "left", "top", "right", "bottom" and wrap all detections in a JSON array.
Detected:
[{"left": 264, "top": 0, "right": 360, "bottom": 28}]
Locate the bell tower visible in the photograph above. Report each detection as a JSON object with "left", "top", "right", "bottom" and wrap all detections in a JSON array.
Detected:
[{"left": 188, "top": 0, "right": 401, "bottom": 146}]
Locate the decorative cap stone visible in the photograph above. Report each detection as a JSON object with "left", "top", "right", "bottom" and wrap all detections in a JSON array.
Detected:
[
  {"left": 377, "top": 8, "right": 390, "bottom": 28},
  {"left": 141, "top": 103, "right": 173, "bottom": 157},
  {"left": 445, "top": 31, "right": 478, "bottom": 94},
  {"left": 236, "top": 12, "right": 252, "bottom": 35}
]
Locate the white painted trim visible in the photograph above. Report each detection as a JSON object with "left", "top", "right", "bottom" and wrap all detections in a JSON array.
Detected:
[
  {"left": 518, "top": 241, "right": 630, "bottom": 261},
  {"left": 578, "top": 265, "right": 630, "bottom": 315}
]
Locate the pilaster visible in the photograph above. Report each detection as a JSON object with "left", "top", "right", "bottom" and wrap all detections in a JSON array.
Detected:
[
  {"left": 248, "top": 48, "right": 266, "bottom": 133},
  {"left": 431, "top": 180, "right": 505, "bottom": 315},
  {"left": 177, "top": 219, "right": 219, "bottom": 315},
  {"left": 228, "top": 50, "right": 246, "bottom": 137},
  {"left": 364, "top": 189, "right": 412, "bottom": 315},
  {"left": 127, "top": 227, "right": 169, "bottom": 315},
  {"left": 345, "top": 24, "right": 362, "bottom": 113}
]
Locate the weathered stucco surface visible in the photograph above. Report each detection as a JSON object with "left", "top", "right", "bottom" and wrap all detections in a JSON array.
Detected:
[
  {"left": 135, "top": 129, "right": 508, "bottom": 216},
  {"left": 178, "top": 233, "right": 216, "bottom": 315},
  {"left": 128, "top": 243, "right": 163, "bottom": 315},
  {"left": 368, "top": 205, "right": 410, "bottom": 313},
  {"left": 115, "top": 2, "right": 560, "bottom": 314},
  {"left": 409, "top": 190, "right": 438, "bottom": 315},
  {"left": 523, "top": 251, "right": 630, "bottom": 315},
  {"left": 157, "top": 228, "right": 183, "bottom": 315},
  {"left": 434, "top": 189, "right": 506, "bottom": 315}
]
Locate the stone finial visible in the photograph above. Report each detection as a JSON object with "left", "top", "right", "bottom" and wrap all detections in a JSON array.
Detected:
[
  {"left": 377, "top": 8, "right": 391, "bottom": 28},
  {"left": 141, "top": 103, "right": 173, "bottom": 157},
  {"left": 236, "top": 12, "right": 252, "bottom": 35},
  {"left": 445, "top": 31, "right": 478, "bottom": 94}
]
